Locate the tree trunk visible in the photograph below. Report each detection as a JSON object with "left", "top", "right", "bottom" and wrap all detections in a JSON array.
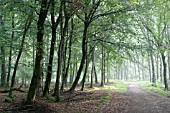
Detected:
[
  {"left": 9, "top": 14, "right": 32, "bottom": 98},
  {"left": 156, "top": 54, "right": 159, "bottom": 80},
  {"left": 168, "top": 53, "right": 170, "bottom": 79},
  {"left": 7, "top": 14, "right": 14, "bottom": 87},
  {"left": 90, "top": 47, "right": 95, "bottom": 88},
  {"left": 101, "top": 46, "right": 104, "bottom": 87},
  {"left": 43, "top": 0, "right": 61, "bottom": 97},
  {"left": 69, "top": 22, "right": 89, "bottom": 92},
  {"left": 27, "top": 0, "right": 49, "bottom": 103},
  {"left": 161, "top": 52, "right": 168, "bottom": 90},
  {"left": 54, "top": 3, "right": 70, "bottom": 101},
  {"left": 60, "top": 18, "right": 73, "bottom": 91},
  {"left": 1, "top": 46, "right": 6, "bottom": 87},
  {"left": 150, "top": 53, "right": 156, "bottom": 86},
  {"left": 160, "top": 57, "right": 163, "bottom": 82},
  {"left": 81, "top": 52, "right": 90, "bottom": 90},
  {"left": 94, "top": 65, "right": 98, "bottom": 84}
]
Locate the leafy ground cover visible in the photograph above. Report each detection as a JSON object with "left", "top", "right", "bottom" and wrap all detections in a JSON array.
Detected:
[
  {"left": 141, "top": 81, "right": 170, "bottom": 97},
  {"left": 0, "top": 83, "right": 129, "bottom": 113}
]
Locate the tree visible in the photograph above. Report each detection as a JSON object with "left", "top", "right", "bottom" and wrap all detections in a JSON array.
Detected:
[{"left": 27, "top": 0, "right": 50, "bottom": 103}]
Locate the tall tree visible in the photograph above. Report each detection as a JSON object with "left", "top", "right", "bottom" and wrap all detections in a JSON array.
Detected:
[
  {"left": 43, "top": 0, "right": 61, "bottom": 97},
  {"left": 27, "top": 0, "right": 50, "bottom": 103},
  {"left": 9, "top": 11, "right": 33, "bottom": 98}
]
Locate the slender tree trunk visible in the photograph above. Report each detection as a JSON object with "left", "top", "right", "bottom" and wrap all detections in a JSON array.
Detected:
[
  {"left": 156, "top": 54, "right": 159, "bottom": 80},
  {"left": 81, "top": 51, "right": 90, "bottom": 90},
  {"left": 161, "top": 52, "right": 168, "bottom": 90},
  {"left": 27, "top": 0, "right": 49, "bottom": 103},
  {"left": 54, "top": 3, "right": 70, "bottom": 101},
  {"left": 168, "top": 53, "right": 170, "bottom": 79},
  {"left": 9, "top": 14, "right": 32, "bottom": 97},
  {"left": 90, "top": 47, "right": 95, "bottom": 88},
  {"left": 1, "top": 46, "right": 6, "bottom": 87},
  {"left": 43, "top": 0, "right": 61, "bottom": 97},
  {"left": 60, "top": 18, "right": 73, "bottom": 91},
  {"left": 147, "top": 56, "right": 152, "bottom": 82},
  {"left": 101, "top": 46, "right": 104, "bottom": 86},
  {"left": 150, "top": 53, "right": 156, "bottom": 86},
  {"left": 160, "top": 57, "right": 163, "bottom": 82},
  {"left": 103, "top": 48, "right": 106, "bottom": 84},
  {"left": 106, "top": 52, "right": 110, "bottom": 83},
  {"left": 7, "top": 14, "right": 15, "bottom": 87},
  {"left": 69, "top": 22, "right": 89, "bottom": 92},
  {"left": 54, "top": 25, "right": 69, "bottom": 100},
  {"left": 94, "top": 65, "right": 98, "bottom": 84},
  {"left": 81, "top": 38, "right": 91, "bottom": 91}
]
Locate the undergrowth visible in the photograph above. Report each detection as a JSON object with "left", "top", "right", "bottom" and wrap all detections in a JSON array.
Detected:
[{"left": 141, "top": 81, "right": 170, "bottom": 97}]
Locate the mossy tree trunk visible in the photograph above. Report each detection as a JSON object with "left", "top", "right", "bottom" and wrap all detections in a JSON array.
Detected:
[{"left": 27, "top": 0, "right": 49, "bottom": 103}]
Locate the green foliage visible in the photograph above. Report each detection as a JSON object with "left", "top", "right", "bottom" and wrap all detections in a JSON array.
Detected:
[
  {"left": 5, "top": 96, "right": 15, "bottom": 103},
  {"left": 100, "top": 91, "right": 111, "bottom": 104},
  {"left": 112, "top": 81, "right": 128, "bottom": 92},
  {"left": 142, "top": 82, "right": 170, "bottom": 97}
]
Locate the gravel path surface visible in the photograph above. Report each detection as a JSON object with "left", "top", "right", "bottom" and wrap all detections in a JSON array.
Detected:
[{"left": 124, "top": 82, "right": 170, "bottom": 113}]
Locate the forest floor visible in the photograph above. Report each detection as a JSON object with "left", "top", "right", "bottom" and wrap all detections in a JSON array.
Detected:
[
  {"left": 0, "top": 84, "right": 129, "bottom": 113},
  {"left": 0, "top": 83, "right": 170, "bottom": 113}
]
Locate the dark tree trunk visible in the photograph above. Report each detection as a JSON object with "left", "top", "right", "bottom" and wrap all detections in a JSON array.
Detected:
[
  {"left": 101, "top": 46, "right": 104, "bottom": 87},
  {"left": 54, "top": 3, "right": 70, "bottom": 101},
  {"left": 103, "top": 48, "right": 106, "bottom": 84},
  {"left": 156, "top": 54, "right": 159, "bottom": 80},
  {"left": 160, "top": 57, "right": 163, "bottom": 82},
  {"left": 81, "top": 43, "right": 91, "bottom": 91},
  {"left": 69, "top": 22, "right": 89, "bottom": 92},
  {"left": 107, "top": 52, "right": 110, "bottom": 83},
  {"left": 61, "top": 18, "right": 73, "bottom": 91},
  {"left": 90, "top": 47, "right": 95, "bottom": 88},
  {"left": 27, "top": 0, "right": 49, "bottom": 103},
  {"left": 7, "top": 14, "right": 14, "bottom": 87},
  {"left": 150, "top": 53, "right": 156, "bottom": 86},
  {"left": 161, "top": 53, "right": 168, "bottom": 90},
  {"left": 43, "top": 0, "right": 61, "bottom": 97},
  {"left": 168, "top": 53, "right": 170, "bottom": 79},
  {"left": 147, "top": 56, "right": 152, "bottom": 82},
  {"left": 94, "top": 65, "right": 98, "bottom": 84},
  {"left": 1, "top": 46, "right": 6, "bottom": 87},
  {"left": 9, "top": 14, "right": 32, "bottom": 97}
]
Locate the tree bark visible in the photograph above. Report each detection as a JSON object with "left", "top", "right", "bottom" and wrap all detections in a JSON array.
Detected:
[
  {"left": 43, "top": 0, "right": 61, "bottom": 97},
  {"left": 9, "top": 13, "right": 33, "bottom": 97},
  {"left": 94, "top": 65, "right": 98, "bottom": 84},
  {"left": 101, "top": 46, "right": 104, "bottom": 86},
  {"left": 69, "top": 22, "right": 89, "bottom": 92},
  {"left": 7, "top": 14, "right": 15, "bottom": 87},
  {"left": 1, "top": 46, "right": 6, "bottom": 87},
  {"left": 150, "top": 53, "right": 156, "bottom": 86},
  {"left": 54, "top": 1, "right": 70, "bottom": 101},
  {"left": 90, "top": 47, "right": 95, "bottom": 88},
  {"left": 27, "top": 0, "right": 49, "bottom": 103},
  {"left": 161, "top": 52, "right": 168, "bottom": 90},
  {"left": 60, "top": 18, "right": 73, "bottom": 91}
]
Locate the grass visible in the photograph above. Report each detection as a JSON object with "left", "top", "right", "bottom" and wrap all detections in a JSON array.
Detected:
[
  {"left": 141, "top": 81, "right": 170, "bottom": 97},
  {"left": 112, "top": 81, "right": 128, "bottom": 92},
  {"left": 100, "top": 91, "right": 111, "bottom": 104}
]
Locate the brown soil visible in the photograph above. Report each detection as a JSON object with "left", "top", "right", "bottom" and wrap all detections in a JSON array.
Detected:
[
  {"left": 0, "top": 87, "right": 129, "bottom": 113},
  {"left": 1, "top": 83, "right": 169, "bottom": 113},
  {"left": 124, "top": 82, "right": 170, "bottom": 113}
]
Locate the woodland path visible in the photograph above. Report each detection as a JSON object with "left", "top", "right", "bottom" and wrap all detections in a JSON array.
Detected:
[{"left": 124, "top": 82, "right": 170, "bottom": 113}]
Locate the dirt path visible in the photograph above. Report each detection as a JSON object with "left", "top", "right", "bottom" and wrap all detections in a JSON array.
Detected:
[{"left": 124, "top": 82, "right": 170, "bottom": 113}]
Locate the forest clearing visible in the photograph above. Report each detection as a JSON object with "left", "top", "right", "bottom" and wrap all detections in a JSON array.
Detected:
[{"left": 1, "top": 0, "right": 170, "bottom": 113}]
